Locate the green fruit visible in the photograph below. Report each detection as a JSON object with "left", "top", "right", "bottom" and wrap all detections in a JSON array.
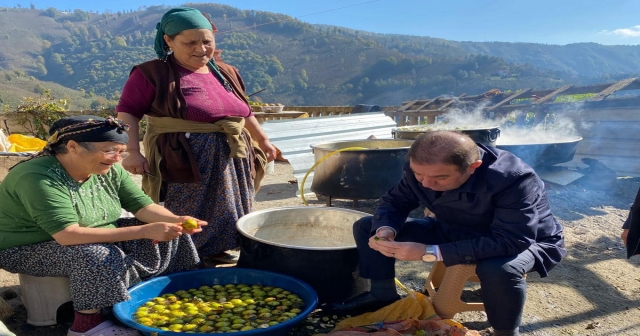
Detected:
[
  {"left": 182, "top": 219, "right": 199, "bottom": 230},
  {"left": 132, "top": 283, "right": 305, "bottom": 333}
]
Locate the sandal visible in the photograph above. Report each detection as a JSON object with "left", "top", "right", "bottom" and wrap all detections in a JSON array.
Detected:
[
  {"left": 67, "top": 321, "right": 141, "bottom": 336},
  {"left": 204, "top": 251, "right": 239, "bottom": 264}
]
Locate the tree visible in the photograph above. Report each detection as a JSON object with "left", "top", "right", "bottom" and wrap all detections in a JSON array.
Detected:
[
  {"left": 35, "top": 63, "right": 47, "bottom": 76},
  {"left": 90, "top": 97, "right": 109, "bottom": 110},
  {"left": 43, "top": 6, "right": 58, "bottom": 18},
  {"left": 33, "top": 83, "right": 46, "bottom": 94},
  {"left": 113, "top": 36, "right": 127, "bottom": 47}
]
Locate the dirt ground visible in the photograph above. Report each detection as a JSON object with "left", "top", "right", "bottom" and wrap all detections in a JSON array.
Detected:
[{"left": 1, "top": 161, "right": 640, "bottom": 336}]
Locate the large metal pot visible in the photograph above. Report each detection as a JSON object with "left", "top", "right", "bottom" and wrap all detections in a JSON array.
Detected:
[
  {"left": 236, "top": 206, "right": 370, "bottom": 304},
  {"left": 392, "top": 125, "right": 501, "bottom": 147},
  {"left": 496, "top": 136, "right": 583, "bottom": 167},
  {"left": 310, "top": 139, "right": 415, "bottom": 200}
]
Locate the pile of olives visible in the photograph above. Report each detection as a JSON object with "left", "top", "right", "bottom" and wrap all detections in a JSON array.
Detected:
[{"left": 132, "top": 283, "right": 305, "bottom": 333}]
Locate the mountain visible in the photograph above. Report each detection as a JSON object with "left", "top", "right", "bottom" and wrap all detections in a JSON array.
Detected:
[
  {"left": 0, "top": 4, "right": 636, "bottom": 108},
  {"left": 454, "top": 42, "right": 640, "bottom": 78}
]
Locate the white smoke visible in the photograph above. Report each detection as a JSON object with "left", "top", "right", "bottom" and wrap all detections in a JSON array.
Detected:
[{"left": 405, "top": 101, "right": 585, "bottom": 145}]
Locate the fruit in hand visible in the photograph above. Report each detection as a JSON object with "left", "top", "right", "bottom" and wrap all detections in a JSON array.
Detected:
[{"left": 182, "top": 219, "right": 199, "bottom": 230}]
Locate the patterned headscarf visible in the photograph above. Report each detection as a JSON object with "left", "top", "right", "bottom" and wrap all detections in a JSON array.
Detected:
[
  {"left": 9, "top": 115, "right": 130, "bottom": 170},
  {"left": 153, "top": 7, "right": 231, "bottom": 91},
  {"left": 47, "top": 115, "right": 130, "bottom": 146}
]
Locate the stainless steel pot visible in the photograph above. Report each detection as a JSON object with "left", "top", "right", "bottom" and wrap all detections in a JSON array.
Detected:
[
  {"left": 310, "top": 139, "right": 415, "bottom": 200},
  {"left": 236, "top": 206, "right": 370, "bottom": 304},
  {"left": 392, "top": 125, "right": 501, "bottom": 147}
]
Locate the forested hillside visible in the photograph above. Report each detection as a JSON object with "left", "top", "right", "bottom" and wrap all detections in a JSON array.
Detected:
[{"left": 0, "top": 3, "right": 637, "bottom": 109}]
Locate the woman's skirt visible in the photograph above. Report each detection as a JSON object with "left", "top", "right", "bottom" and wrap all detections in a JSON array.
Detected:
[
  {"left": 163, "top": 132, "right": 254, "bottom": 258},
  {"left": 0, "top": 218, "right": 200, "bottom": 311}
]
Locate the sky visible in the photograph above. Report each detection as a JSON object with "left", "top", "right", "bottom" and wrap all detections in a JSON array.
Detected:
[{"left": 4, "top": 0, "right": 640, "bottom": 45}]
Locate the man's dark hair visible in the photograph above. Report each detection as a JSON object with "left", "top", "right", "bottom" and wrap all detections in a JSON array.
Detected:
[{"left": 407, "top": 130, "right": 480, "bottom": 172}]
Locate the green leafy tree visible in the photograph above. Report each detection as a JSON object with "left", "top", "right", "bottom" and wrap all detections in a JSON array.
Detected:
[
  {"left": 42, "top": 7, "right": 58, "bottom": 18},
  {"left": 10, "top": 89, "right": 68, "bottom": 139}
]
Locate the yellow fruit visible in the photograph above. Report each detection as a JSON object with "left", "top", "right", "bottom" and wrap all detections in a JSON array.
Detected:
[{"left": 182, "top": 219, "right": 198, "bottom": 230}]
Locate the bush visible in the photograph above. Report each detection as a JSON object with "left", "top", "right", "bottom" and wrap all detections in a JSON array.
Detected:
[{"left": 9, "top": 89, "right": 68, "bottom": 139}]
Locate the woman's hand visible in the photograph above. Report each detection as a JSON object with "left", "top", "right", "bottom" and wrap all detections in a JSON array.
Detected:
[
  {"left": 176, "top": 215, "right": 207, "bottom": 235},
  {"left": 257, "top": 139, "right": 277, "bottom": 163},
  {"left": 122, "top": 151, "right": 150, "bottom": 175},
  {"left": 143, "top": 222, "right": 184, "bottom": 242}
]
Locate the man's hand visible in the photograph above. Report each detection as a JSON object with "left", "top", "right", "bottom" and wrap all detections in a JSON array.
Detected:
[
  {"left": 622, "top": 229, "right": 629, "bottom": 246},
  {"left": 369, "top": 237, "right": 426, "bottom": 261}
]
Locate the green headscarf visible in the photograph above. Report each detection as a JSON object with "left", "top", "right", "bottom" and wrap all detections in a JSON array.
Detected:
[
  {"left": 154, "top": 7, "right": 212, "bottom": 59},
  {"left": 154, "top": 7, "right": 232, "bottom": 91}
]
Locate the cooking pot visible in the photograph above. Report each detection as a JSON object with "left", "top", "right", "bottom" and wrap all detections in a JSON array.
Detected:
[
  {"left": 392, "top": 125, "right": 501, "bottom": 147},
  {"left": 310, "top": 139, "right": 414, "bottom": 200},
  {"left": 236, "top": 206, "right": 370, "bottom": 304},
  {"left": 496, "top": 136, "right": 583, "bottom": 167}
]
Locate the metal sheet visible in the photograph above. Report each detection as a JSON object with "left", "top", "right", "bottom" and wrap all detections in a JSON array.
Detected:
[
  {"left": 260, "top": 112, "right": 398, "bottom": 196},
  {"left": 538, "top": 169, "right": 584, "bottom": 186}
]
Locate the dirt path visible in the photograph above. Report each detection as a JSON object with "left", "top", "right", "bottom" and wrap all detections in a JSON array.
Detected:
[{"left": 2, "top": 161, "right": 640, "bottom": 335}]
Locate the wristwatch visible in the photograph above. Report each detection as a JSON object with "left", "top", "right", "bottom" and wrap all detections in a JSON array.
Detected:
[{"left": 421, "top": 245, "right": 437, "bottom": 262}]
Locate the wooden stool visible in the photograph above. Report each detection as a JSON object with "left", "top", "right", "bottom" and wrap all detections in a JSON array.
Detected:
[
  {"left": 18, "top": 274, "right": 72, "bottom": 326},
  {"left": 423, "top": 261, "right": 485, "bottom": 319}
]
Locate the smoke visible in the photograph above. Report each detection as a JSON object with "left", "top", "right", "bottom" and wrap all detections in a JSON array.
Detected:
[
  {"left": 495, "top": 109, "right": 582, "bottom": 145},
  {"left": 416, "top": 101, "right": 585, "bottom": 145}
]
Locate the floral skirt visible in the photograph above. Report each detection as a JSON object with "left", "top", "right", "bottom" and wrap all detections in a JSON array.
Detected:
[
  {"left": 163, "top": 132, "right": 254, "bottom": 258},
  {"left": 0, "top": 218, "right": 200, "bottom": 311}
]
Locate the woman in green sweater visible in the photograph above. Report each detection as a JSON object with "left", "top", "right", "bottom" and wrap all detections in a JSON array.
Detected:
[{"left": 0, "top": 115, "right": 205, "bottom": 336}]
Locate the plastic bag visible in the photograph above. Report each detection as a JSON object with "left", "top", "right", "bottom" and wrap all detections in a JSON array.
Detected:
[
  {"left": 322, "top": 318, "right": 480, "bottom": 336},
  {"left": 335, "top": 291, "right": 437, "bottom": 329},
  {"left": 7, "top": 134, "right": 46, "bottom": 152},
  {"left": 323, "top": 291, "right": 480, "bottom": 336},
  {"left": 0, "top": 129, "right": 10, "bottom": 152}
]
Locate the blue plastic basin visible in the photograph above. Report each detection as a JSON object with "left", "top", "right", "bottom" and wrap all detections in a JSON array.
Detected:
[{"left": 113, "top": 268, "right": 318, "bottom": 336}]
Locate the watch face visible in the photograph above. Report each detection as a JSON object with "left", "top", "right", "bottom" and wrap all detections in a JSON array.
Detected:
[{"left": 422, "top": 254, "right": 437, "bottom": 262}]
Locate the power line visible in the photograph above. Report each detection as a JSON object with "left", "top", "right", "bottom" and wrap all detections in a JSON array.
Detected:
[{"left": 217, "top": 0, "right": 382, "bottom": 34}]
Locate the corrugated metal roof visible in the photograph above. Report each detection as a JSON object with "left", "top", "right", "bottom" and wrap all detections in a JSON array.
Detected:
[{"left": 260, "top": 112, "right": 397, "bottom": 196}]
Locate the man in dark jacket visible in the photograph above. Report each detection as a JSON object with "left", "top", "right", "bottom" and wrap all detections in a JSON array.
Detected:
[
  {"left": 621, "top": 186, "right": 640, "bottom": 257},
  {"left": 330, "top": 131, "right": 566, "bottom": 336}
]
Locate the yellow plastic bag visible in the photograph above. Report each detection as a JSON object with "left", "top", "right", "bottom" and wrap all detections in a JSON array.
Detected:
[
  {"left": 335, "top": 291, "right": 437, "bottom": 330},
  {"left": 7, "top": 134, "right": 46, "bottom": 152}
]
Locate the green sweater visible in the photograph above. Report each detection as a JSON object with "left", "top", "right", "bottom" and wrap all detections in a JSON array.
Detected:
[{"left": 0, "top": 156, "right": 154, "bottom": 251}]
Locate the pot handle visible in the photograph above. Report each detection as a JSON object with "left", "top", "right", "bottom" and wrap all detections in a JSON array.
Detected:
[
  {"left": 240, "top": 237, "right": 272, "bottom": 259},
  {"left": 486, "top": 128, "right": 500, "bottom": 142}
]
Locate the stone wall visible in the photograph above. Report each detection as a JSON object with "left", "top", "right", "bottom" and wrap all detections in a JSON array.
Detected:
[{"left": 0, "top": 156, "right": 28, "bottom": 181}]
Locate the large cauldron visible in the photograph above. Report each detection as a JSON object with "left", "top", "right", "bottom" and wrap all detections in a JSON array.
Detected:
[
  {"left": 236, "top": 206, "right": 370, "bottom": 304},
  {"left": 310, "top": 139, "right": 414, "bottom": 200},
  {"left": 392, "top": 125, "right": 501, "bottom": 147},
  {"left": 496, "top": 136, "right": 583, "bottom": 167}
]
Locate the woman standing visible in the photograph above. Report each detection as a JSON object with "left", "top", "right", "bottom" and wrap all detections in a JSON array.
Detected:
[{"left": 116, "top": 7, "right": 276, "bottom": 264}]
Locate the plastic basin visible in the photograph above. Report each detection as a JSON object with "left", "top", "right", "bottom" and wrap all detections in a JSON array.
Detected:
[{"left": 113, "top": 268, "right": 318, "bottom": 336}]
